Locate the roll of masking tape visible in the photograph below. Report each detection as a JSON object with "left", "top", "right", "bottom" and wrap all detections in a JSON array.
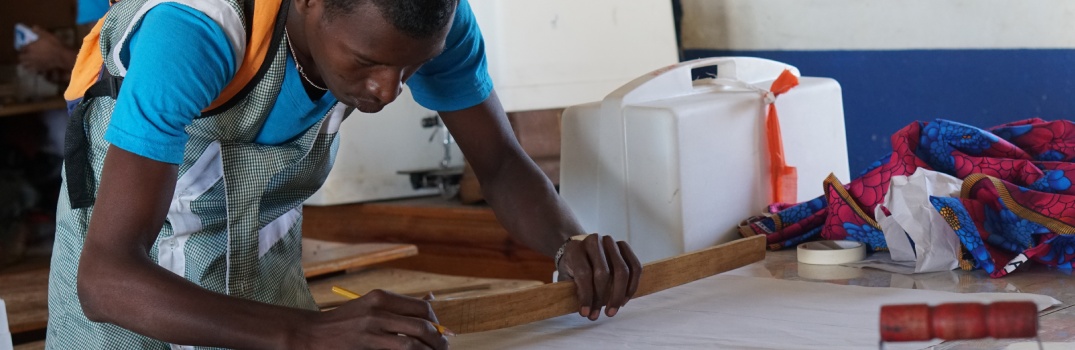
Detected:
[
  {"left": 797, "top": 262, "right": 865, "bottom": 280},
  {"left": 797, "top": 240, "right": 866, "bottom": 265}
]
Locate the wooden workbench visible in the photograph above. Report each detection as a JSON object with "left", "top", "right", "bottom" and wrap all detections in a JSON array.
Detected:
[
  {"left": 303, "top": 197, "right": 555, "bottom": 282},
  {"left": 0, "top": 240, "right": 416, "bottom": 338},
  {"left": 0, "top": 238, "right": 544, "bottom": 347},
  {"left": 8, "top": 242, "right": 1075, "bottom": 348},
  {"left": 0, "top": 255, "right": 49, "bottom": 335}
]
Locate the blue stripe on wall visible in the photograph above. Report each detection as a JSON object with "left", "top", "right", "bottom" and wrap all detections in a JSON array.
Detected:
[{"left": 684, "top": 49, "right": 1075, "bottom": 174}]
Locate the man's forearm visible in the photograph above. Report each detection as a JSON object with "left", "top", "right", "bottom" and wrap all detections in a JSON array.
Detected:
[
  {"left": 78, "top": 246, "right": 315, "bottom": 349},
  {"left": 439, "top": 91, "right": 643, "bottom": 319},
  {"left": 478, "top": 152, "right": 584, "bottom": 258}
]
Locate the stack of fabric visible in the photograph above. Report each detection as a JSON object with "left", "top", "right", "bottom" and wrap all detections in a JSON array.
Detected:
[{"left": 741, "top": 118, "right": 1075, "bottom": 277}]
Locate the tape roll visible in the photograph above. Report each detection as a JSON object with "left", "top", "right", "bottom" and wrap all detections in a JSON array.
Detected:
[
  {"left": 797, "top": 240, "right": 866, "bottom": 265},
  {"left": 797, "top": 262, "right": 865, "bottom": 280}
]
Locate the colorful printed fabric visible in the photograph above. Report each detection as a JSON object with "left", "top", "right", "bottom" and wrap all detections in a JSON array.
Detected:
[{"left": 740, "top": 118, "right": 1075, "bottom": 277}]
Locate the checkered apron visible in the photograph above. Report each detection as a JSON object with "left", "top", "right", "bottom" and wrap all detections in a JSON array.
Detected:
[{"left": 46, "top": 0, "right": 343, "bottom": 348}]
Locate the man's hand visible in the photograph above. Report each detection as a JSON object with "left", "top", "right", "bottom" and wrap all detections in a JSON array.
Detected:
[
  {"left": 558, "top": 234, "right": 643, "bottom": 321},
  {"left": 297, "top": 290, "right": 449, "bottom": 350},
  {"left": 17, "top": 26, "right": 76, "bottom": 84},
  {"left": 79, "top": 146, "right": 446, "bottom": 349},
  {"left": 439, "top": 92, "right": 645, "bottom": 323}
]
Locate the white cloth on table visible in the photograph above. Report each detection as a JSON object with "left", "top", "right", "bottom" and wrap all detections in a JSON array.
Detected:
[{"left": 450, "top": 264, "right": 1060, "bottom": 350}]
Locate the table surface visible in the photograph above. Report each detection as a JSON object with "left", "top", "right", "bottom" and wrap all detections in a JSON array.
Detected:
[
  {"left": 0, "top": 239, "right": 418, "bottom": 335},
  {"left": 8, "top": 245, "right": 1071, "bottom": 349},
  {"left": 762, "top": 249, "right": 1075, "bottom": 349}
]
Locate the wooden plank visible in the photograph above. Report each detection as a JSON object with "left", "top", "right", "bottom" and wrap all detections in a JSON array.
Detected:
[
  {"left": 308, "top": 268, "right": 543, "bottom": 309},
  {"left": 301, "top": 239, "right": 416, "bottom": 278},
  {"left": 429, "top": 235, "right": 767, "bottom": 334},
  {"left": 302, "top": 198, "right": 554, "bottom": 282},
  {"left": 376, "top": 244, "right": 553, "bottom": 284},
  {"left": 0, "top": 256, "right": 50, "bottom": 334},
  {"left": 304, "top": 198, "right": 511, "bottom": 248}
]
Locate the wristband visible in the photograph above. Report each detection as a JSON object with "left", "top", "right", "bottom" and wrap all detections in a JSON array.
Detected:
[{"left": 554, "top": 234, "right": 591, "bottom": 271}]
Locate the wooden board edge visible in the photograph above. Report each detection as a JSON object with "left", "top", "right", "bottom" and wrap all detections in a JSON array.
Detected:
[
  {"left": 432, "top": 235, "right": 766, "bottom": 334},
  {"left": 302, "top": 245, "right": 419, "bottom": 278}
]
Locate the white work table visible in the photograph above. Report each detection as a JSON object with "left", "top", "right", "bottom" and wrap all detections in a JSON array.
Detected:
[
  {"left": 761, "top": 249, "right": 1075, "bottom": 350},
  {"left": 452, "top": 249, "right": 1075, "bottom": 350}
]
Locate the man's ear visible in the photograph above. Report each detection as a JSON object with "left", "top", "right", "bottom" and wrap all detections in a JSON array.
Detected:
[{"left": 291, "top": 0, "right": 322, "bottom": 16}]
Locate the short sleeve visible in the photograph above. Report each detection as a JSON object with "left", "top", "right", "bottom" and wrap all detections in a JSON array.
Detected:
[
  {"left": 103, "top": 3, "right": 236, "bottom": 164},
  {"left": 405, "top": 0, "right": 493, "bottom": 112},
  {"left": 77, "top": 0, "right": 110, "bottom": 25}
]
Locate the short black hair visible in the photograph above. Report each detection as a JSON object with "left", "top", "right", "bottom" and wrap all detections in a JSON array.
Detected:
[{"left": 323, "top": 0, "right": 458, "bottom": 39}]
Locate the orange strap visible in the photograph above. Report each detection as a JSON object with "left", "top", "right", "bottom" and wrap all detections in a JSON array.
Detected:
[
  {"left": 64, "top": 0, "right": 283, "bottom": 113},
  {"left": 205, "top": 0, "right": 282, "bottom": 112},
  {"left": 766, "top": 69, "right": 800, "bottom": 204},
  {"left": 64, "top": 19, "right": 107, "bottom": 101}
]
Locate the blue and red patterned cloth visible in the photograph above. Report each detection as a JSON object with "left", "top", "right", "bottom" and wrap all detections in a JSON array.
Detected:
[{"left": 740, "top": 118, "right": 1075, "bottom": 277}]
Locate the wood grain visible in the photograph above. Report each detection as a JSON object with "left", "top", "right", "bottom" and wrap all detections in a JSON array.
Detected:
[
  {"left": 302, "top": 198, "right": 554, "bottom": 282},
  {"left": 375, "top": 244, "right": 553, "bottom": 284},
  {"left": 429, "top": 235, "right": 767, "bottom": 334},
  {"left": 0, "top": 256, "right": 49, "bottom": 334},
  {"left": 308, "top": 268, "right": 543, "bottom": 309},
  {"left": 301, "top": 239, "right": 417, "bottom": 278}
]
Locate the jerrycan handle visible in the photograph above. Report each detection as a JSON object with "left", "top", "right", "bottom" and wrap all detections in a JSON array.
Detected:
[{"left": 603, "top": 57, "right": 801, "bottom": 107}]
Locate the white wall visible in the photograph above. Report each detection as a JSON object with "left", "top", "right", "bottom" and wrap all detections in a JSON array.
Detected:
[
  {"left": 679, "top": 0, "right": 1075, "bottom": 173},
  {"left": 470, "top": 0, "right": 679, "bottom": 111},
  {"left": 681, "top": 0, "right": 1075, "bottom": 50}
]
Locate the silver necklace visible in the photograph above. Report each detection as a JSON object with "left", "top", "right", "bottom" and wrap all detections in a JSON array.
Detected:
[{"left": 284, "top": 28, "right": 328, "bottom": 91}]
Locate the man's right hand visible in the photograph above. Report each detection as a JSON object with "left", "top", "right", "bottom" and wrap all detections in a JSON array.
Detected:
[
  {"left": 76, "top": 146, "right": 447, "bottom": 349},
  {"left": 297, "top": 289, "right": 449, "bottom": 350}
]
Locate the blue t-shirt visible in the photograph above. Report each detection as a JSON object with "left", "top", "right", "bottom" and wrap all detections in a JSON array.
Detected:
[
  {"left": 104, "top": 0, "right": 492, "bottom": 164},
  {"left": 77, "top": 0, "right": 109, "bottom": 25}
]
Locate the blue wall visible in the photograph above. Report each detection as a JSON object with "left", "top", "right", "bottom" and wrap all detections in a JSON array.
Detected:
[{"left": 684, "top": 49, "right": 1075, "bottom": 173}]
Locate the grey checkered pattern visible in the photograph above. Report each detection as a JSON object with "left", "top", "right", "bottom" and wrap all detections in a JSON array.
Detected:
[{"left": 47, "top": 1, "right": 338, "bottom": 348}]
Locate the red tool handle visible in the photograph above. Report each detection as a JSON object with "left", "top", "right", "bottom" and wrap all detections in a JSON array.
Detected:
[{"left": 880, "top": 301, "right": 1038, "bottom": 342}]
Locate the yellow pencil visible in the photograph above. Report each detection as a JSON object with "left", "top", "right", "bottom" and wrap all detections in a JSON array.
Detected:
[{"left": 331, "top": 286, "right": 454, "bottom": 336}]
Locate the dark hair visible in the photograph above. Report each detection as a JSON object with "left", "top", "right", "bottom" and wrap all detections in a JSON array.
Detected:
[{"left": 323, "top": 0, "right": 458, "bottom": 39}]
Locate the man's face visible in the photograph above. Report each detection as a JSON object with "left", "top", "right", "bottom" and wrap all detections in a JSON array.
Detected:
[{"left": 307, "top": 3, "right": 452, "bottom": 113}]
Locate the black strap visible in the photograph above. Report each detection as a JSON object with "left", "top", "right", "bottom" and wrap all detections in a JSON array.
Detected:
[
  {"left": 83, "top": 71, "right": 123, "bottom": 100},
  {"left": 243, "top": 0, "right": 255, "bottom": 40},
  {"left": 64, "top": 0, "right": 258, "bottom": 209},
  {"left": 64, "top": 69, "right": 123, "bottom": 209}
]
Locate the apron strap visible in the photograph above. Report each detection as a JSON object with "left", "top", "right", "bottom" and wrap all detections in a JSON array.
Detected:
[{"left": 64, "top": 68, "right": 124, "bottom": 209}]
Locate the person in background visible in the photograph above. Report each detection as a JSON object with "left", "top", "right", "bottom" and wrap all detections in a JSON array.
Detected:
[{"left": 16, "top": 0, "right": 108, "bottom": 84}]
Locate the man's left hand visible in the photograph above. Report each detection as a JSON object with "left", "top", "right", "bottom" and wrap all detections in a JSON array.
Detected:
[{"left": 558, "top": 234, "right": 643, "bottom": 321}]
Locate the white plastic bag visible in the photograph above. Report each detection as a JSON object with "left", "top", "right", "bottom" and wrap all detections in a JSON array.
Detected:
[
  {"left": 1, "top": 298, "right": 12, "bottom": 350},
  {"left": 873, "top": 168, "right": 963, "bottom": 273}
]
